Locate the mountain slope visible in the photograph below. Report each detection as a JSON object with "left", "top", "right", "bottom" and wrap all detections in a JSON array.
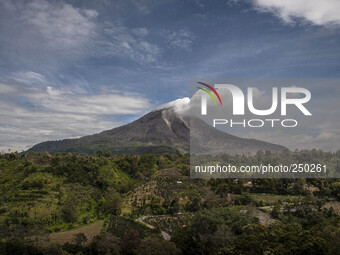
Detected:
[
  {"left": 29, "top": 98, "right": 286, "bottom": 155},
  {"left": 190, "top": 117, "right": 286, "bottom": 155}
]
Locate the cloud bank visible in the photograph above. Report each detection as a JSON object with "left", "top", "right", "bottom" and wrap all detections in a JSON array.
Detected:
[
  {"left": 0, "top": 82, "right": 151, "bottom": 152},
  {"left": 252, "top": 0, "right": 340, "bottom": 27},
  {"left": 0, "top": 0, "right": 161, "bottom": 64}
]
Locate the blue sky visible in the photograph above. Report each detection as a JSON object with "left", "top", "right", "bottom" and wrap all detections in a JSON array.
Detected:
[{"left": 0, "top": 0, "right": 339, "bottom": 151}]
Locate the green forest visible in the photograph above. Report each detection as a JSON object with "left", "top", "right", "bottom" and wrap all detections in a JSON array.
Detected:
[{"left": 0, "top": 150, "right": 339, "bottom": 254}]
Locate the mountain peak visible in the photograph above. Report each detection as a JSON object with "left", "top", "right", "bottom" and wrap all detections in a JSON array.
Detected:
[{"left": 154, "top": 97, "right": 190, "bottom": 115}]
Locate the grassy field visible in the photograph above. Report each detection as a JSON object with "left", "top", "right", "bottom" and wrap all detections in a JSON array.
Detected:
[
  {"left": 250, "top": 194, "right": 302, "bottom": 204},
  {"left": 46, "top": 220, "right": 105, "bottom": 245}
]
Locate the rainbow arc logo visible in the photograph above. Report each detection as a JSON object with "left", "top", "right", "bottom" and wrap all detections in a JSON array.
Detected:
[{"left": 196, "top": 82, "right": 223, "bottom": 107}]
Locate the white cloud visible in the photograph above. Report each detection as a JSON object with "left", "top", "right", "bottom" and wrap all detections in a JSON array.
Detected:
[
  {"left": 132, "top": 27, "right": 149, "bottom": 37},
  {"left": 0, "top": 83, "right": 16, "bottom": 93},
  {"left": 163, "top": 29, "right": 195, "bottom": 50},
  {"left": 252, "top": 0, "right": 340, "bottom": 27},
  {"left": 96, "top": 22, "right": 159, "bottom": 64},
  {"left": 0, "top": 82, "right": 151, "bottom": 151},
  {"left": 155, "top": 97, "right": 190, "bottom": 115},
  {"left": 0, "top": 0, "right": 160, "bottom": 64},
  {"left": 131, "top": 0, "right": 151, "bottom": 14},
  {"left": 10, "top": 71, "right": 46, "bottom": 85},
  {"left": 22, "top": 0, "right": 98, "bottom": 51}
]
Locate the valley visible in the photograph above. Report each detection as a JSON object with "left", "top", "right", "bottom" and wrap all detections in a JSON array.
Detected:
[{"left": 0, "top": 150, "right": 339, "bottom": 254}]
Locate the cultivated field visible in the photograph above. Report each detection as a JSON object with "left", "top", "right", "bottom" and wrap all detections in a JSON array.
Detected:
[{"left": 47, "top": 220, "right": 105, "bottom": 245}]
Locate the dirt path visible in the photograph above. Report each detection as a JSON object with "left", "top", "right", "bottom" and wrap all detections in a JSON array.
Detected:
[{"left": 136, "top": 216, "right": 171, "bottom": 241}]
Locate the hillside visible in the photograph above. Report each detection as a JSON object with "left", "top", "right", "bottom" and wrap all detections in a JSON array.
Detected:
[{"left": 0, "top": 151, "right": 339, "bottom": 254}]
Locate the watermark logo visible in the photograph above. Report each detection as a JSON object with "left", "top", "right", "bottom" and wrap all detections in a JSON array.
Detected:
[
  {"left": 190, "top": 78, "right": 338, "bottom": 179},
  {"left": 197, "top": 82, "right": 312, "bottom": 128}
]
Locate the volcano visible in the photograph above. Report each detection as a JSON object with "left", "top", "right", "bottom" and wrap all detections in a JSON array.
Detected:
[{"left": 29, "top": 98, "right": 286, "bottom": 155}]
